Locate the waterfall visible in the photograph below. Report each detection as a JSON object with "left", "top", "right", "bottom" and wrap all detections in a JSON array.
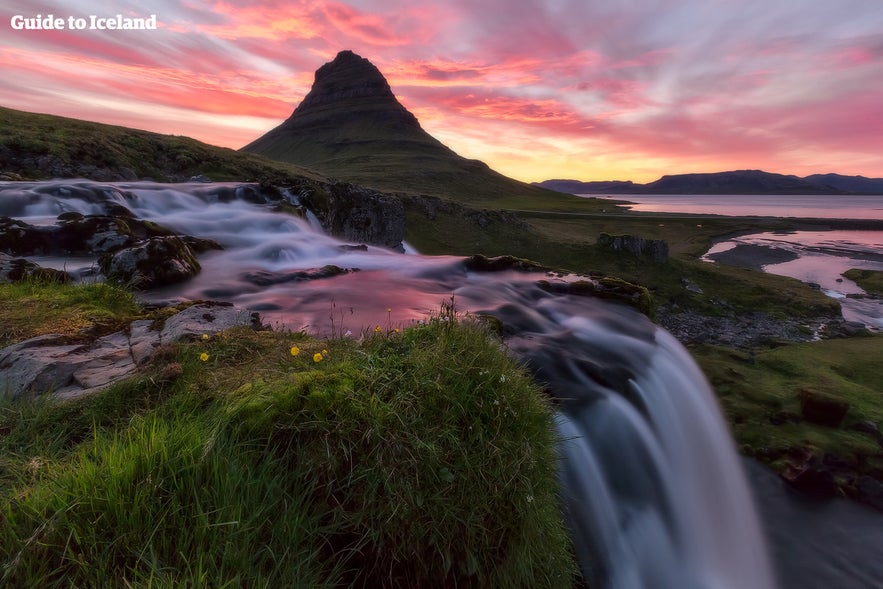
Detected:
[{"left": 0, "top": 180, "right": 777, "bottom": 588}]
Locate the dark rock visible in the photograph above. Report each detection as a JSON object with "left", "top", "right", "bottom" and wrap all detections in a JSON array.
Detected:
[
  {"left": 0, "top": 216, "right": 50, "bottom": 255},
  {"left": 242, "top": 264, "right": 351, "bottom": 286},
  {"left": 598, "top": 232, "right": 669, "bottom": 262},
  {"left": 464, "top": 254, "right": 548, "bottom": 273},
  {"left": 854, "top": 476, "right": 883, "bottom": 511},
  {"left": 301, "top": 182, "right": 405, "bottom": 251},
  {"left": 99, "top": 236, "right": 201, "bottom": 289},
  {"left": 851, "top": 420, "right": 881, "bottom": 437},
  {"left": 536, "top": 276, "right": 653, "bottom": 314},
  {"left": 798, "top": 389, "right": 850, "bottom": 427},
  {"left": 0, "top": 252, "right": 69, "bottom": 283},
  {"left": 785, "top": 466, "right": 838, "bottom": 499}
]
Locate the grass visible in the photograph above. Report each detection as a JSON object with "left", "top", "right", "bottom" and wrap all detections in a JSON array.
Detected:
[
  {"left": 691, "top": 335, "right": 883, "bottom": 474},
  {"left": 0, "top": 105, "right": 323, "bottom": 183},
  {"left": 0, "top": 305, "right": 576, "bottom": 588},
  {"left": 843, "top": 268, "right": 883, "bottom": 296},
  {"left": 0, "top": 279, "right": 141, "bottom": 347}
]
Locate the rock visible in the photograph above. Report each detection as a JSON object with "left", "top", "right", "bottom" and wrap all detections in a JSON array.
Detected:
[
  {"left": 784, "top": 466, "right": 838, "bottom": 499},
  {"left": 798, "top": 389, "right": 850, "bottom": 427},
  {"left": 681, "top": 277, "right": 704, "bottom": 294},
  {"left": 0, "top": 303, "right": 259, "bottom": 399},
  {"left": 0, "top": 216, "right": 50, "bottom": 255},
  {"left": 99, "top": 236, "right": 201, "bottom": 289},
  {"left": 463, "top": 254, "right": 549, "bottom": 273},
  {"left": 0, "top": 253, "right": 69, "bottom": 283},
  {"left": 242, "top": 264, "right": 351, "bottom": 287},
  {"left": 855, "top": 476, "right": 883, "bottom": 511},
  {"left": 597, "top": 232, "right": 669, "bottom": 262},
  {"left": 852, "top": 420, "right": 881, "bottom": 437},
  {"left": 302, "top": 182, "right": 405, "bottom": 251}
]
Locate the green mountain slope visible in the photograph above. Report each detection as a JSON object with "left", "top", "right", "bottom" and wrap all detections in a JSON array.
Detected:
[
  {"left": 0, "top": 105, "right": 323, "bottom": 183},
  {"left": 241, "top": 50, "right": 569, "bottom": 208}
]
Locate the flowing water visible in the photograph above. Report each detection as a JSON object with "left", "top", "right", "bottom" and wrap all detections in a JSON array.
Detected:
[{"left": 1, "top": 181, "right": 777, "bottom": 588}]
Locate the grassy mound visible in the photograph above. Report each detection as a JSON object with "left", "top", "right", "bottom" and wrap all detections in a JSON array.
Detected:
[
  {"left": 0, "top": 306, "right": 575, "bottom": 587},
  {"left": 0, "top": 279, "right": 141, "bottom": 347}
]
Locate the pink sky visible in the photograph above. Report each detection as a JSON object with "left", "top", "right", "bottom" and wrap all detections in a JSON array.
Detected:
[{"left": 2, "top": 0, "right": 882, "bottom": 183}]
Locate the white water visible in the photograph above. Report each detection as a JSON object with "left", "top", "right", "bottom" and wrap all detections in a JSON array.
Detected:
[{"left": 0, "top": 180, "right": 777, "bottom": 588}]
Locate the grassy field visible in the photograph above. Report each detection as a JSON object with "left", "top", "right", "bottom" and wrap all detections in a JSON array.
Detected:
[
  {"left": 692, "top": 335, "right": 883, "bottom": 480},
  {"left": 0, "top": 296, "right": 575, "bottom": 587}
]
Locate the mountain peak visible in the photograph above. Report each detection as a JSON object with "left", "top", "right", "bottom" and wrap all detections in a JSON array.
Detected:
[
  {"left": 296, "top": 50, "right": 395, "bottom": 112},
  {"left": 242, "top": 51, "right": 551, "bottom": 204}
]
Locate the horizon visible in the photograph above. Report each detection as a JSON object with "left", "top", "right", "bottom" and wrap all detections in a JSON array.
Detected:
[{"left": 2, "top": 1, "right": 882, "bottom": 184}]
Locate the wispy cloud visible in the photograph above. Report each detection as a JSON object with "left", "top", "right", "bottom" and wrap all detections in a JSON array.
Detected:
[{"left": 2, "top": 0, "right": 882, "bottom": 181}]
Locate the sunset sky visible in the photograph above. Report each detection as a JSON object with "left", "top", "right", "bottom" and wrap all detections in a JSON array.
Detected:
[{"left": 2, "top": 0, "right": 882, "bottom": 183}]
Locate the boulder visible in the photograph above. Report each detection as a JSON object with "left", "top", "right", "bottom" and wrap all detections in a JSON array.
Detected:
[
  {"left": 798, "top": 389, "right": 850, "bottom": 427},
  {"left": 0, "top": 216, "right": 49, "bottom": 255},
  {"left": 598, "top": 232, "right": 669, "bottom": 262},
  {"left": 99, "top": 236, "right": 201, "bottom": 289},
  {"left": 0, "top": 253, "right": 69, "bottom": 283}
]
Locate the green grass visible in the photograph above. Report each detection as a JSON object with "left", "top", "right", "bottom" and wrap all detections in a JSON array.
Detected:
[
  {"left": 691, "top": 335, "right": 883, "bottom": 471},
  {"left": 0, "top": 305, "right": 576, "bottom": 588},
  {"left": 0, "top": 279, "right": 141, "bottom": 347},
  {"left": 0, "top": 105, "right": 323, "bottom": 183},
  {"left": 843, "top": 268, "right": 883, "bottom": 296}
]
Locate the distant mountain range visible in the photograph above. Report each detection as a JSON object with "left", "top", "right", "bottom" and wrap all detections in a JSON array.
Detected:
[{"left": 536, "top": 170, "right": 883, "bottom": 195}]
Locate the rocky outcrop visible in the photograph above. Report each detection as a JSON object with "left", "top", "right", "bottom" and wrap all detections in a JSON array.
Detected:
[
  {"left": 299, "top": 182, "right": 405, "bottom": 251},
  {"left": 0, "top": 303, "right": 261, "bottom": 400},
  {"left": 598, "top": 232, "right": 669, "bottom": 262},
  {"left": 0, "top": 213, "right": 175, "bottom": 257},
  {"left": 99, "top": 236, "right": 201, "bottom": 289},
  {"left": 0, "top": 253, "right": 69, "bottom": 283}
]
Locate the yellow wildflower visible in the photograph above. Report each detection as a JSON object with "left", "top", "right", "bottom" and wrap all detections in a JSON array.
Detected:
[
  {"left": 313, "top": 352, "right": 323, "bottom": 363},
  {"left": 199, "top": 352, "right": 209, "bottom": 362},
  {"left": 201, "top": 333, "right": 209, "bottom": 341},
  {"left": 375, "top": 326, "right": 382, "bottom": 333},
  {"left": 290, "top": 345, "right": 300, "bottom": 356},
  {"left": 321, "top": 349, "right": 329, "bottom": 356},
  {"left": 394, "top": 328, "right": 400, "bottom": 334}
]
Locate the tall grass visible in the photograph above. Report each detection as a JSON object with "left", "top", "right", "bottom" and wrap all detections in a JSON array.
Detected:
[{"left": 0, "top": 305, "right": 576, "bottom": 587}]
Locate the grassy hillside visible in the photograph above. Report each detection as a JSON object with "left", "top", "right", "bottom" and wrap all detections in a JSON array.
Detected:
[{"left": 0, "top": 106, "right": 323, "bottom": 183}]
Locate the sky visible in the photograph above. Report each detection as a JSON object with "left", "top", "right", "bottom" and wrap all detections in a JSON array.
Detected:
[{"left": 1, "top": 0, "right": 882, "bottom": 183}]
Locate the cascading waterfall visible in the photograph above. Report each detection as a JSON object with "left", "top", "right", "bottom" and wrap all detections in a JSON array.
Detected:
[{"left": 0, "top": 180, "right": 777, "bottom": 588}]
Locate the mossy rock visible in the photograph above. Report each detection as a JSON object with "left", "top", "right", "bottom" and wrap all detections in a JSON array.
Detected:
[{"left": 99, "top": 236, "right": 201, "bottom": 289}]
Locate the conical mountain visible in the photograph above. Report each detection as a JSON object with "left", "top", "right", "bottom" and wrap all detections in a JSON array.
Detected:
[{"left": 242, "top": 51, "right": 556, "bottom": 205}]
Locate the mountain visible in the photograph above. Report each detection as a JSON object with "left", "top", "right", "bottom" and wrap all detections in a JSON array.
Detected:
[
  {"left": 538, "top": 179, "right": 640, "bottom": 194},
  {"left": 643, "top": 170, "right": 831, "bottom": 194},
  {"left": 804, "top": 174, "right": 883, "bottom": 194},
  {"left": 242, "top": 50, "right": 560, "bottom": 206},
  {"left": 537, "top": 170, "right": 883, "bottom": 195}
]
